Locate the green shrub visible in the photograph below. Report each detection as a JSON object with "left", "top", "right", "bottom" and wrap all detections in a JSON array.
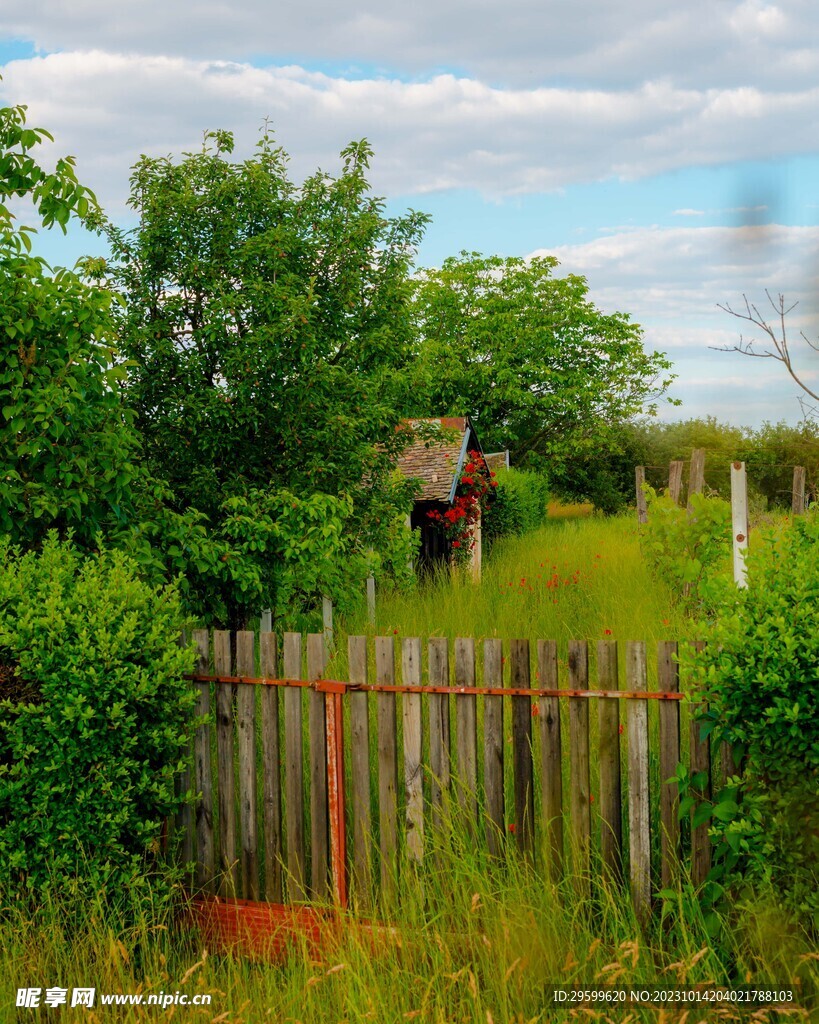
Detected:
[
  {"left": 0, "top": 535, "right": 196, "bottom": 904},
  {"left": 483, "top": 468, "right": 549, "bottom": 548},
  {"left": 682, "top": 513, "right": 819, "bottom": 932},
  {"left": 641, "top": 486, "right": 732, "bottom": 612}
]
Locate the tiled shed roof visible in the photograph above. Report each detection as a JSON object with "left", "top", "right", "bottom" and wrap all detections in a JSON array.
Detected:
[{"left": 396, "top": 417, "right": 477, "bottom": 502}]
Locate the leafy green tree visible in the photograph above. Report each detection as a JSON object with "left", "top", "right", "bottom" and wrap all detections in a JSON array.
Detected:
[
  {"left": 103, "top": 131, "right": 426, "bottom": 628},
  {"left": 0, "top": 99, "right": 141, "bottom": 548},
  {"left": 408, "top": 253, "right": 675, "bottom": 467}
]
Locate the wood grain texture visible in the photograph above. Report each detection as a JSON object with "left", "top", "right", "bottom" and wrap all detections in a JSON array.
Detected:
[
  {"left": 402, "top": 638, "right": 424, "bottom": 864},
  {"left": 597, "top": 639, "right": 622, "bottom": 883},
  {"left": 510, "top": 639, "right": 534, "bottom": 858},
  {"left": 375, "top": 636, "right": 398, "bottom": 897},
  {"left": 428, "top": 637, "right": 451, "bottom": 835},
  {"left": 307, "top": 633, "right": 328, "bottom": 899},
  {"left": 568, "top": 640, "right": 591, "bottom": 890},
  {"left": 454, "top": 638, "right": 478, "bottom": 839},
  {"left": 627, "top": 642, "right": 651, "bottom": 928},
  {"left": 538, "top": 640, "right": 562, "bottom": 879},
  {"left": 658, "top": 641, "right": 681, "bottom": 890},
  {"left": 236, "top": 630, "right": 259, "bottom": 900},
  {"left": 283, "top": 632, "right": 306, "bottom": 902},
  {"left": 348, "top": 636, "right": 372, "bottom": 902},
  {"left": 260, "top": 632, "right": 282, "bottom": 903},
  {"left": 214, "top": 630, "right": 238, "bottom": 897},
  {"left": 483, "top": 639, "right": 504, "bottom": 857}
]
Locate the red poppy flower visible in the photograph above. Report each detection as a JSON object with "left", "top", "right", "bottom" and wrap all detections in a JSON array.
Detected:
[
  {"left": 604, "top": 629, "right": 612, "bottom": 636},
  {"left": 508, "top": 823, "right": 517, "bottom": 834},
  {"left": 531, "top": 704, "right": 540, "bottom": 717},
  {"left": 618, "top": 724, "right": 624, "bottom": 735}
]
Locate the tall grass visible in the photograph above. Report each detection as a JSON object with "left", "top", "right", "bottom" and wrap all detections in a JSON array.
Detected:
[
  {"left": 337, "top": 512, "right": 689, "bottom": 656},
  {"left": 2, "top": 841, "right": 816, "bottom": 1023}
]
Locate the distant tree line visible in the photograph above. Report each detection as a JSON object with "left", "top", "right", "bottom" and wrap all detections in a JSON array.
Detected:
[{"left": 550, "top": 416, "right": 819, "bottom": 513}]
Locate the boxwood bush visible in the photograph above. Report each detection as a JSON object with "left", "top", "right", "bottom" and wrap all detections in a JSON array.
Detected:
[{"left": 0, "top": 535, "right": 196, "bottom": 903}]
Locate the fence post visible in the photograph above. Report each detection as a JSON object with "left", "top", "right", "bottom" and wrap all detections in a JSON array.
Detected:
[
  {"left": 635, "top": 467, "right": 648, "bottom": 524},
  {"left": 687, "top": 449, "right": 705, "bottom": 510},
  {"left": 668, "top": 460, "right": 684, "bottom": 505},
  {"left": 792, "top": 466, "right": 806, "bottom": 515},
  {"left": 730, "top": 461, "right": 749, "bottom": 588},
  {"left": 366, "top": 575, "right": 376, "bottom": 625},
  {"left": 322, "top": 597, "right": 334, "bottom": 654},
  {"left": 324, "top": 680, "right": 348, "bottom": 909}
]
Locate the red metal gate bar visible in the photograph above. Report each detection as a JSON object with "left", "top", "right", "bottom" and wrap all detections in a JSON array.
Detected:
[{"left": 184, "top": 674, "right": 685, "bottom": 701}]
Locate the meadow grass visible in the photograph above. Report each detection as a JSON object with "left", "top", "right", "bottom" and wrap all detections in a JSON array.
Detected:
[
  {"left": 3, "top": 507, "right": 814, "bottom": 1023},
  {"left": 1, "top": 841, "right": 816, "bottom": 1024},
  {"left": 335, "top": 510, "right": 689, "bottom": 661}
]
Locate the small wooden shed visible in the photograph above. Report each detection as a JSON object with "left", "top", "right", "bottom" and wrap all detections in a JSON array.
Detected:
[{"left": 395, "top": 417, "right": 491, "bottom": 576}]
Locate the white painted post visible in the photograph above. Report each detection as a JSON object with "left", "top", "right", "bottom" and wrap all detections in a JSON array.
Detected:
[
  {"left": 730, "top": 462, "right": 749, "bottom": 588},
  {"left": 322, "top": 597, "right": 334, "bottom": 653},
  {"left": 366, "top": 575, "right": 376, "bottom": 625},
  {"left": 470, "top": 509, "right": 482, "bottom": 581}
]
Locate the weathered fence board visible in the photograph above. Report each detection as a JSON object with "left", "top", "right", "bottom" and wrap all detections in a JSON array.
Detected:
[
  {"left": 627, "top": 642, "right": 651, "bottom": 928},
  {"left": 538, "top": 639, "right": 562, "bottom": 879},
  {"left": 260, "top": 632, "right": 282, "bottom": 903},
  {"left": 455, "top": 637, "right": 478, "bottom": 839},
  {"left": 428, "top": 637, "right": 451, "bottom": 835},
  {"left": 376, "top": 636, "right": 398, "bottom": 896},
  {"left": 214, "top": 630, "right": 238, "bottom": 897},
  {"left": 236, "top": 630, "right": 259, "bottom": 901},
  {"left": 283, "top": 632, "right": 306, "bottom": 901},
  {"left": 483, "top": 638, "right": 504, "bottom": 857},
  {"left": 402, "top": 638, "right": 424, "bottom": 865},
  {"left": 183, "top": 630, "right": 726, "bottom": 925},
  {"left": 597, "top": 639, "right": 621, "bottom": 882},
  {"left": 658, "top": 641, "right": 681, "bottom": 890},
  {"left": 348, "top": 636, "right": 372, "bottom": 900},
  {"left": 510, "top": 639, "right": 534, "bottom": 858},
  {"left": 568, "top": 640, "right": 591, "bottom": 889},
  {"left": 307, "top": 633, "right": 328, "bottom": 899}
]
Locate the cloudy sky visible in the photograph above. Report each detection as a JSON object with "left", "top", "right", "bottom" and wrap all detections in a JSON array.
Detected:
[{"left": 2, "top": 0, "right": 819, "bottom": 426}]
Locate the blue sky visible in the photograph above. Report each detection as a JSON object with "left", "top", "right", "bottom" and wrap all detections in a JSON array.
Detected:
[{"left": 3, "top": 1, "right": 819, "bottom": 427}]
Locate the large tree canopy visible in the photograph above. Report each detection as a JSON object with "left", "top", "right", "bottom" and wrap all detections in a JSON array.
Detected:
[
  {"left": 409, "top": 253, "right": 675, "bottom": 466},
  {"left": 0, "top": 100, "right": 140, "bottom": 549},
  {"left": 104, "top": 130, "right": 427, "bottom": 627}
]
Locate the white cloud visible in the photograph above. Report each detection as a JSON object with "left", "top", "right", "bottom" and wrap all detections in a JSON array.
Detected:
[
  {"left": 530, "top": 224, "right": 819, "bottom": 423},
  {"left": 2, "top": 0, "right": 818, "bottom": 92},
  {"left": 2, "top": 51, "right": 819, "bottom": 215}
]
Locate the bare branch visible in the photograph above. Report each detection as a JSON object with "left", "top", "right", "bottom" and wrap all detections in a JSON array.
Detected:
[{"left": 717, "top": 290, "right": 819, "bottom": 405}]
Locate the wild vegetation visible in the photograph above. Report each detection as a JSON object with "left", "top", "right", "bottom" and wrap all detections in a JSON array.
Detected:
[{"left": 1, "top": 96, "right": 817, "bottom": 1021}]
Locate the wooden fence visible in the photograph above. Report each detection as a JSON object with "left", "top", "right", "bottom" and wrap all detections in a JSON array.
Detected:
[{"left": 176, "top": 630, "right": 727, "bottom": 925}]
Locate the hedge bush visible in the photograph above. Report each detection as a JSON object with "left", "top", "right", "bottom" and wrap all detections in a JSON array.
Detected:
[
  {"left": 683, "top": 513, "right": 819, "bottom": 932},
  {"left": 0, "top": 535, "right": 196, "bottom": 903},
  {"left": 483, "top": 467, "right": 550, "bottom": 548}
]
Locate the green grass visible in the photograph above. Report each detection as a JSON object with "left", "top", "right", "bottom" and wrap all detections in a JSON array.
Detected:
[
  {"left": 1, "top": 850, "right": 816, "bottom": 1023},
  {"left": 336, "top": 511, "right": 689, "bottom": 657},
  {"left": 3, "top": 507, "right": 815, "bottom": 1022}
]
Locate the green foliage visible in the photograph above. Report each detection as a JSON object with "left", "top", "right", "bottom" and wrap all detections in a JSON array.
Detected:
[
  {"left": 681, "top": 513, "right": 819, "bottom": 931},
  {"left": 408, "top": 253, "right": 675, "bottom": 468},
  {"left": 628, "top": 416, "right": 819, "bottom": 510},
  {"left": 548, "top": 420, "right": 649, "bottom": 513},
  {"left": 641, "top": 487, "right": 732, "bottom": 611},
  {"left": 104, "top": 130, "right": 428, "bottom": 628},
  {"left": 0, "top": 535, "right": 196, "bottom": 902},
  {"left": 483, "top": 467, "right": 550, "bottom": 548},
  {"left": 0, "top": 99, "right": 141, "bottom": 550}
]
